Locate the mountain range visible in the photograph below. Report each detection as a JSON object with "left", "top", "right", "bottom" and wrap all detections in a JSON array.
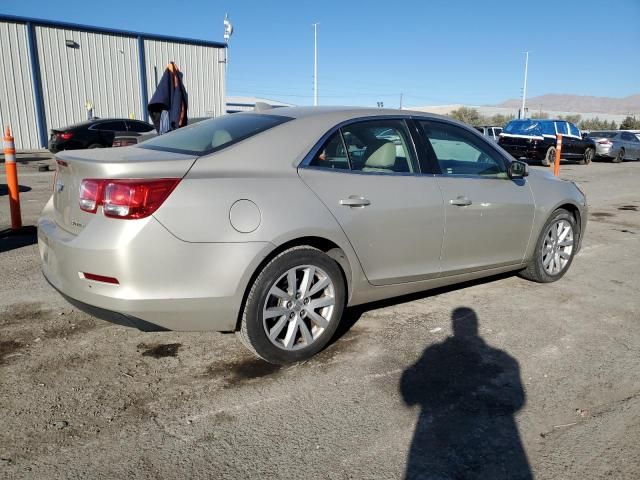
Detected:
[{"left": 495, "top": 94, "right": 640, "bottom": 115}]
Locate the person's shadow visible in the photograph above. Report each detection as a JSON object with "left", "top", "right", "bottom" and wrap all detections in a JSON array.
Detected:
[{"left": 400, "top": 307, "right": 532, "bottom": 480}]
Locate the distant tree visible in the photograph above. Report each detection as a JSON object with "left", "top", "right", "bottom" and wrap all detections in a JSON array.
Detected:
[
  {"left": 488, "top": 114, "right": 515, "bottom": 127},
  {"left": 449, "top": 107, "right": 483, "bottom": 126},
  {"left": 619, "top": 116, "right": 640, "bottom": 130},
  {"left": 559, "top": 114, "right": 582, "bottom": 125},
  {"left": 579, "top": 117, "right": 618, "bottom": 131},
  {"left": 535, "top": 111, "right": 550, "bottom": 119}
]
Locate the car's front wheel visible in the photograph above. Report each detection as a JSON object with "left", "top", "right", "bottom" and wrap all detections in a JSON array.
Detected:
[
  {"left": 519, "top": 209, "right": 577, "bottom": 283},
  {"left": 238, "top": 247, "right": 345, "bottom": 364}
]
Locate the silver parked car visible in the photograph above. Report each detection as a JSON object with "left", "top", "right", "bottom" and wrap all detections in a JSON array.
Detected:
[
  {"left": 474, "top": 125, "right": 503, "bottom": 142},
  {"left": 587, "top": 130, "right": 640, "bottom": 162},
  {"left": 39, "top": 107, "right": 587, "bottom": 364}
]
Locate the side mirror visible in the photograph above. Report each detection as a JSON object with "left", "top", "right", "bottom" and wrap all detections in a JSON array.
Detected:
[{"left": 508, "top": 160, "right": 529, "bottom": 179}]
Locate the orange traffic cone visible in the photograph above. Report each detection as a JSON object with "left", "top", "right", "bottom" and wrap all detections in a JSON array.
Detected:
[{"left": 3, "top": 126, "right": 22, "bottom": 230}]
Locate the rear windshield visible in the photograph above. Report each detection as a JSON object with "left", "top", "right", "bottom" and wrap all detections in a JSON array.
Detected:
[
  {"left": 588, "top": 131, "right": 617, "bottom": 138},
  {"left": 503, "top": 120, "right": 543, "bottom": 136},
  {"left": 139, "top": 113, "right": 293, "bottom": 155}
]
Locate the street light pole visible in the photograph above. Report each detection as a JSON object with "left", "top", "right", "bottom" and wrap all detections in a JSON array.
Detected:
[
  {"left": 521, "top": 51, "right": 529, "bottom": 119},
  {"left": 313, "top": 23, "right": 319, "bottom": 106}
]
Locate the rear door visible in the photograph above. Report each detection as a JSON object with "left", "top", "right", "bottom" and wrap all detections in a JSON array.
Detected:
[
  {"left": 298, "top": 118, "right": 445, "bottom": 285},
  {"left": 416, "top": 119, "right": 535, "bottom": 275}
]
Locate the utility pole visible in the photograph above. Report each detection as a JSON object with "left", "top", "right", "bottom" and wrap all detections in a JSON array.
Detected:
[
  {"left": 520, "top": 51, "right": 529, "bottom": 119},
  {"left": 313, "top": 23, "right": 319, "bottom": 106},
  {"left": 399, "top": 93, "right": 403, "bottom": 110}
]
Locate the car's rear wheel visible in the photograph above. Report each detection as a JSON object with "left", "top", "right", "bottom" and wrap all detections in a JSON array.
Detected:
[
  {"left": 519, "top": 209, "right": 577, "bottom": 283},
  {"left": 580, "top": 147, "right": 594, "bottom": 165},
  {"left": 613, "top": 148, "right": 624, "bottom": 163},
  {"left": 541, "top": 146, "right": 555, "bottom": 167},
  {"left": 238, "top": 247, "right": 345, "bottom": 364}
]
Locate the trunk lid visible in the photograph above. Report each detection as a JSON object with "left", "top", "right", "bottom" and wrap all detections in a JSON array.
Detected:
[{"left": 53, "top": 146, "right": 198, "bottom": 235}]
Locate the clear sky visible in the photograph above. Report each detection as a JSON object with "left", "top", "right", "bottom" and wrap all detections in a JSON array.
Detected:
[{"left": 3, "top": 0, "right": 639, "bottom": 108}]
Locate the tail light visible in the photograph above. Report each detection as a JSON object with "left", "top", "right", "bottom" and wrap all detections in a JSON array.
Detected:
[
  {"left": 59, "top": 132, "right": 73, "bottom": 140},
  {"left": 112, "top": 138, "right": 137, "bottom": 148},
  {"left": 79, "top": 178, "right": 180, "bottom": 219}
]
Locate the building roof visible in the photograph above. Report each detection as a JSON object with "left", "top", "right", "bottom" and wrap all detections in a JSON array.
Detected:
[{"left": 0, "top": 14, "right": 226, "bottom": 48}]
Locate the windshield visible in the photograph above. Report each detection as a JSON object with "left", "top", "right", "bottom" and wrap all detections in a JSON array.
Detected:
[
  {"left": 588, "top": 131, "right": 617, "bottom": 139},
  {"left": 503, "top": 120, "right": 543, "bottom": 136},
  {"left": 140, "top": 113, "right": 293, "bottom": 155}
]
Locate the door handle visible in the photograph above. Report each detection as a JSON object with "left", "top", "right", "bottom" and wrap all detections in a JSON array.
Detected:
[
  {"left": 450, "top": 196, "right": 472, "bottom": 206},
  {"left": 340, "top": 196, "right": 371, "bottom": 207}
]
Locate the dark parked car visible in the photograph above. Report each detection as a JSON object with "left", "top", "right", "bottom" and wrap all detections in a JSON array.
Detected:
[
  {"left": 498, "top": 119, "right": 595, "bottom": 166},
  {"left": 48, "top": 119, "right": 154, "bottom": 153}
]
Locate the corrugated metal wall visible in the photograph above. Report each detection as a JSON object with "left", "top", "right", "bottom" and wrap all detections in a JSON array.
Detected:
[
  {"left": 144, "top": 39, "right": 226, "bottom": 118},
  {"left": 0, "top": 21, "right": 39, "bottom": 149},
  {"left": 35, "top": 26, "right": 143, "bottom": 132}
]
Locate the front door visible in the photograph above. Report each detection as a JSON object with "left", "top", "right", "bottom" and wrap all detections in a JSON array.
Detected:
[
  {"left": 416, "top": 119, "right": 535, "bottom": 276},
  {"left": 298, "top": 119, "right": 445, "bottom": 286}
]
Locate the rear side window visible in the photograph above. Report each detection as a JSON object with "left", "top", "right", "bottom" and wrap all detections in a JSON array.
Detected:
[
  {"left": 309, "top": 119, "right": 418, "bottom": 174},
  {"left": 95, "top": 121, "right": 127, "bottom": 131},
  {"left": 555, "top": 122, "right": 569, "bottom": 135},
  {"left": 140, "top": 113, "right": 293, "bottom": 155},
  {"left": 310, "top": 132, "right": 350, "bottom": 170},
  {"left": 127, "top": 121, "right": 154, "bottom": 133}
]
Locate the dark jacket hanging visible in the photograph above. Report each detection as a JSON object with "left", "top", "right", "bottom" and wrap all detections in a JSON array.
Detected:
[{"left": 147, "top": 62, "right": 188, "bottom": 133}]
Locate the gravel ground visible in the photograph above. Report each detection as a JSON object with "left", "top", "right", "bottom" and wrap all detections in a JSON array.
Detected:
[{"left": 1, "top": 157, "right": 639, "bottom": 479}]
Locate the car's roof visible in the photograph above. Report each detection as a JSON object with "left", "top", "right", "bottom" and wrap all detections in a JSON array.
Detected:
[
  {"left": 58, "top": 118, "right": 146, "bottom": 130},
  {"left": 254, "top": 105, "right": 449, "bottom": 122}
]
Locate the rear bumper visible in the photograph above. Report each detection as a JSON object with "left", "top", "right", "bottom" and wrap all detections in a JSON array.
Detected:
[
  {"left": 500, "top": 145, "right": 545, "bottom": 160},
  {"left": 38, "top": 201, "right": 272, "bottom": 331}
]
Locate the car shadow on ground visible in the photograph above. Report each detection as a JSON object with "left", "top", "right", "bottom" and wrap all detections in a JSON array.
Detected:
[
  {"left": 0, "top": 184, "right": 32, "bottom": 196},
  {"left": 332, "top": 271, "right": 517, "bottom": 344},
  {"left": 399, "top": 307, "right": 532, "bottom": 479},
  {"left": 0, "top": 226, "right": 38, "bottom": 253}
]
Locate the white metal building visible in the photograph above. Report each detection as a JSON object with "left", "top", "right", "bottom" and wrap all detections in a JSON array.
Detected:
[{"left": 0, "top": 15, "right": 227, "bottom": 149}]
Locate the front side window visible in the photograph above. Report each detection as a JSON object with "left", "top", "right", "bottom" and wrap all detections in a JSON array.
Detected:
[
  {"left": 341, "top": 120, "right": 417, "bottom": 173},
  {"left": 140, "top": 113, "right": 292, "bottom": 155},
  {"left": 419, "top": 121, "right": 507, "bottom": 177},
  {"left": 568, "top": 123, "right": 580, "bottom": 137}
]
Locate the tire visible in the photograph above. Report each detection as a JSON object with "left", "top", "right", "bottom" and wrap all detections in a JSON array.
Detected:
[
  {"left": 613, "top": 148, "right": 624, "bottom": 163},
  {"left": 238, "top": 246, "right": 346, "bottom": 364},
  {"left": 519, "top": 209, "right": 577, "bottom": 283},
  {"left": 87, "top": 143, "right": 105, "bottom": 149},
  {"left": 580, "top": 147, "right": 594, "bottom": 165},
  {"left": 541, "top": 146, "right": 555, "bottom": 167}
]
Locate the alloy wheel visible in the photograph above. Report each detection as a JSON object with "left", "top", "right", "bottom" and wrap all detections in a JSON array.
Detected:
[
  {"left": 541, "top": 219, "right": 574, "bottom": 275},
  {"left": 262, "top": 265, "right": 336, "bottom": 351}
]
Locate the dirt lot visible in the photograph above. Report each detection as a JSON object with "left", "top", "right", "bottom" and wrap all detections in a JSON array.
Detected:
[{"left": 1, "top": 157, "right": 639, "bottom": 479}]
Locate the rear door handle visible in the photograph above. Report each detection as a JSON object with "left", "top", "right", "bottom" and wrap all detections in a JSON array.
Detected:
[
  {"left": 340, "top": 196, "right": 371, "bottom": 207},
  {"left": 450, "top": 196, "right": 472, "bottom": 206}
]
